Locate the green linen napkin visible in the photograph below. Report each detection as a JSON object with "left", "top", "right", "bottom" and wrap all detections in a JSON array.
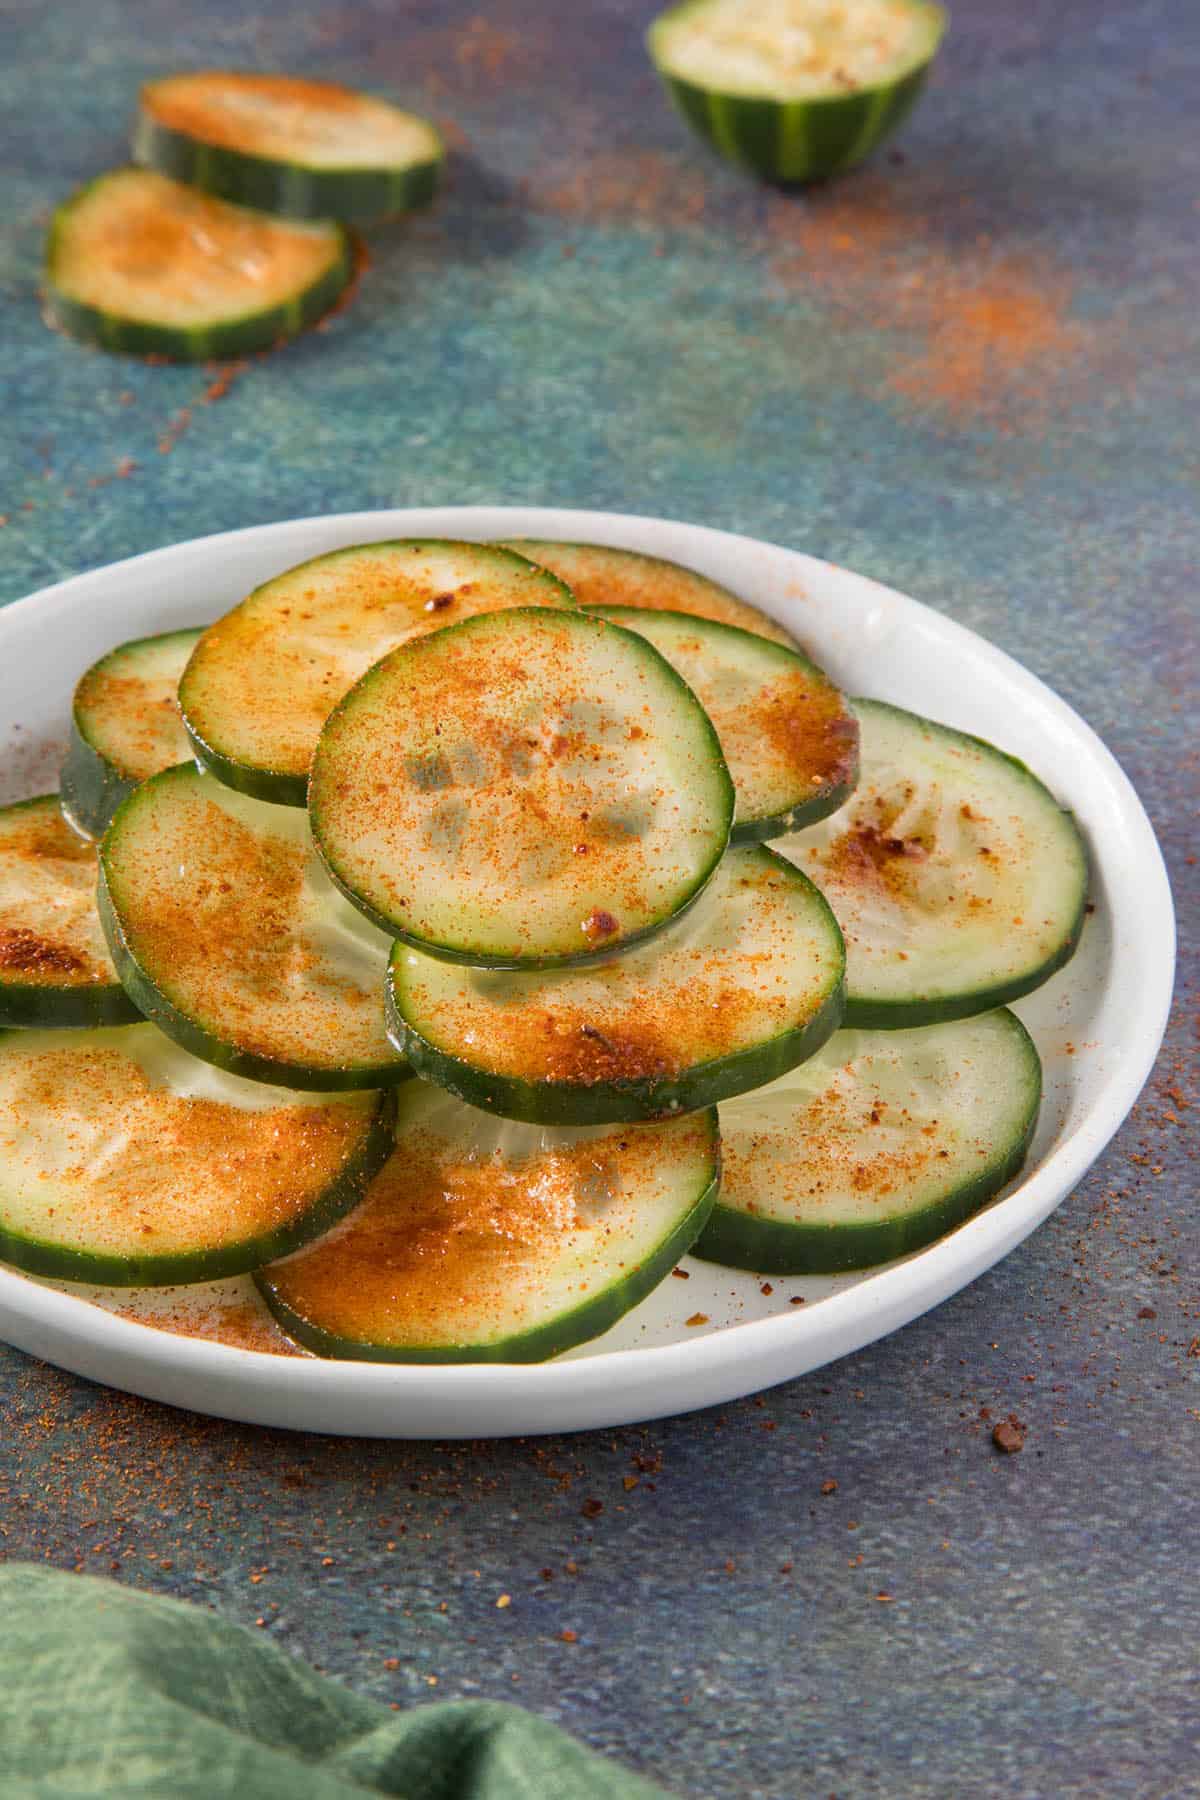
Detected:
[{"left": 0, "top": 1566, "right": 670, "bottom": 1798}]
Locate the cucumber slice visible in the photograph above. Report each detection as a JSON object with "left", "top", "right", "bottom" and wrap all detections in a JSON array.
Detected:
[
  {"left": 648, "top": 0, "right": 946, "bottom": 185},
  {"left": 776, "top": 701, "right": 1089, "bottom": 1026},
  {"left": 135, "top": 72, "right": 443, "bottom": 222},
  {"left": 99, "top": 765, "right": 408, "bottom": 1091},
  {"left": 44, "top": 168, "right": 353, "bottom": 363},
  {"left": 310, "top": 608, "right": 735, "bottom": 969},
  {"left": 256, "top": 1083, "right": 719, "bottom": 1362},
  {"left": 61, "top": 628, "right": 202, "bottom": 839},
  {"left": 0, "top": 797, "right": 139, "bottom": 1029},
  {"left": 697, "top": 1010, "right": 1041, "bottom": 1274},
  {"left": 179, "top": 541, "right": 575, "bottom": 806},
  {"left": 0, "top": 1024, "right": 393, "bottom": 1284},
  {"left": 583, "top": 605, "right": 858, "bottom": 839},
  {"left": 387, "top": 846, "right": 844, "bottom": 1124},
  {"left": 502, "top": 540, "right": 801, "bottom": 648}
]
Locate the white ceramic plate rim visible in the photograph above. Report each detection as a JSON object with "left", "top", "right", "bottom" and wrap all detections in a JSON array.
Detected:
[{"left": 0, "top": 506, "right": 1175, "bottom": 1437}]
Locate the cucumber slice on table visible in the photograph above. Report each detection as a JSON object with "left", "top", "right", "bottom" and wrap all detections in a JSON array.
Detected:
[
  {"left": 310, "top": 607, "right": 735, "bottom": 968},
  {"left": 0, "top": 797, "right": 139, "bottom": 1029},
  {"left": 503, "top": 540, "right": 801, "bottom": 648},
  {"left": 697, "top": 1010, "right": 1041, "bottom": 1274},
  {"left": 584, "top": 605, "right": 858, "bottom": 839},
  {"left": 256, "top": 1082, "right": 720, "bottom": 1362},
  {"left": 43, "top": 168, "right": 353, "bottom": 362},
  {"left": 0, "top": 1024, "right": 393, "bottom": 1284},
  {"left": 387, "top": 845, "right": 844, "bottom": 1124},
  {"left": 179, "top": 541, "right": 575, "bottom": 805},
  {"left": 135, "top": 72, "right": 443, "bottom": 222},
  {"left": 777, "top": 701, "right": 1089, "bottom": 1026},
  {"left": 99, "top": 765, "right": 408, "bottom": 1091},
  {"left": 648, "top": 0, "right": 946, "bottom": 185},
  {"left": 61, "top": 628, "right": 202, "bottom": 838}
]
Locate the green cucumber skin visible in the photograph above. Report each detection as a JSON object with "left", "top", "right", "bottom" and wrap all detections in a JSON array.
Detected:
[
  {"left": 61, "top": 628, "right": 206, "bottom": 838},
  {"left": 133, "top": 112, "right": 443, "bottom": 222},
  {"left": 0, "top": 973, "right": 139, "bottom": 1031},
  {"left": 385, "top": 855, "right": 846, "bottom": 1124},
  {"left": 698, "top": 1104, "right": 1036, "bottom": 1275},
  {"left": 578, "top": 604, "right": 860, "bottom": 843},
  {"left": 661, "top": 66, "right": 932, "bottom": 186},
  {"left": 0, "top": 1080, "right": 396, "bottom": 1288},
  {"left": 182, "top": 722, "right": 309, "bottom": 808},
  {"left": 95, "top": 852, "right": 410, "bottom": 1093},
  {"left": 841, "top": 911, "right": 1086, "bottom": 1031},
  {"left": 388, "top": 977, "right": 843, "bottom": 1126},
  {"left": 310, "top": 608, "right": 736, "bottom": 972},
  {"left": 696, "top": 1019, "right": 1042, "bottom": 1276},
  {"left": 728, "top": 769, "right": 857, "bottom": 844},
  {"left": 0, "top": 794, "right": 140, "bottom": 1029},
  {"left": 59, "top": 721, "right": 140, "bottom": 840},
  {"left": 323, "top": 841, "right": 726, "bottom": 975},
  {"left": 44, "top": 206, "right": 353, "bottom": 364},
  {"left": 650, "top": 0, "right": 946, "bottom": 189},
  {"left": 817, "top": 698, "right": 1090, "bottom": 1027},
  {"left": 256, "top": 1110, "right": 720, "bottom": 1363}
]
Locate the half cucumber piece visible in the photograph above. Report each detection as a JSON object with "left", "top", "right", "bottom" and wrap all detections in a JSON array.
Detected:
[
  {"left": 777, "top": 700, "right": 1089, "bottom": 1026},
  {"left": 44, "top": 168, "right": 353, "bottom": 362},
  {"left": 387, "top": 846, "right": 844, "bottom": 1124},
  {"left": 697, "top": 1010, "right": 1041, "bottom": 1274},
  {"left": 310, "top": 607, "right": 735, "bottom": 968},
  {"left": 0, "top": 1024, "right": 393, "bottom": 1284},
  {"left": 584, "top": 605, "right": 857, "bottom": 839},
  {"left": 503, "top": 540, "right": 801, "bottom": 648},
  {"left": 256, "top": 1082, "right": 720, "bottom": 1362},
  {"left": 135, "top": 72, "right": 443, "bottom": 222},
  {"left": 648, "top": 0, "right": 946, "bottom": 185},
  {"left": 0, "top": 796, "right": 138, "bottom": 1029},
  {"left": 99, "top": 765, "right": 408, "bottom": 1090},
  {"left": 179, "top": 541, "right": 575, "bottom": 805},
  {"left": 61, "top": 628, "right": 202, "bottom": 838}
]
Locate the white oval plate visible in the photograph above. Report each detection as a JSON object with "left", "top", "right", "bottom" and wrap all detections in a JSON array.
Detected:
[{"left": 0, "top": 508, "right": 1174, "bottom": 1437}]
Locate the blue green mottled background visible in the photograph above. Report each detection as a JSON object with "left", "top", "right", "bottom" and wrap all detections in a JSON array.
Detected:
[{"left": 1, "top": 3, "right": 1197, "bottom": 1795}]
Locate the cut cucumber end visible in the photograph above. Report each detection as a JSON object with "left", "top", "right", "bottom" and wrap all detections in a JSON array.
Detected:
[
  {"left": 136, "top": 72, "right": 444, "bottom": 221},
  {"left": 310, "top": 607, "right": 735, "bottom": 969},
  {"left": 257, "top": 1085, "right": 720, "bottom": 1361},
  {"left": 0, "top": 1025, "right": 394, "bottom": 1285},
  {"left": 648, "top": 0, "right": 946, "bottom": 184},
  {"left": 697, "top": 1010, "right": 1041, "bottom": 1274},
  {"left": 44, "top": 168, "right": 353, "bottom": 362},
  {"left": 386, "top": 846, "right": 845, "bottom": 1124}
]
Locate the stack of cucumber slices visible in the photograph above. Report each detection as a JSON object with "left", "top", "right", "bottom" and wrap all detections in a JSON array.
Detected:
[
  {"left": 0, "top": 537, "right": 1088, "bottom": 1363},
  {"left": 44, "top": 73, "right": 443, "bottom": 360}
]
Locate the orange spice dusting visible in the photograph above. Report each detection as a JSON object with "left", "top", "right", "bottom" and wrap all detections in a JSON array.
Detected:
[
  {"left": 0, "top": 926, "right": 90, "bottom": 979},
  {"left": 537, "top": 149, "right": 710, "bottom": 229},
  {"left": 764, "top": 174, "right": 1100, "bottom": 427},
  {"left": 115, "top": 1296, "right": 302, "bottom": 1356},
  {"left": 268, "top": 1132, "right": 599, "bottom": 1346},
  {"left": 75, "top": 667, "right": 188, "bottom": 780},
  {"left": 113, "top": 785, "right": 395, "bottom": 1069},
  {"left": 5, "top": 1043, "right": 369, "bottom": 1256},
  {"left": 748, "top": 673, "right": 859, "bottom": 797}
]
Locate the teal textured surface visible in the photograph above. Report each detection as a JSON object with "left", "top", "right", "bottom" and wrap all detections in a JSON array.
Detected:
[{"left": 1, "top": 3, "right": 1196, "bottom": 1796}]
